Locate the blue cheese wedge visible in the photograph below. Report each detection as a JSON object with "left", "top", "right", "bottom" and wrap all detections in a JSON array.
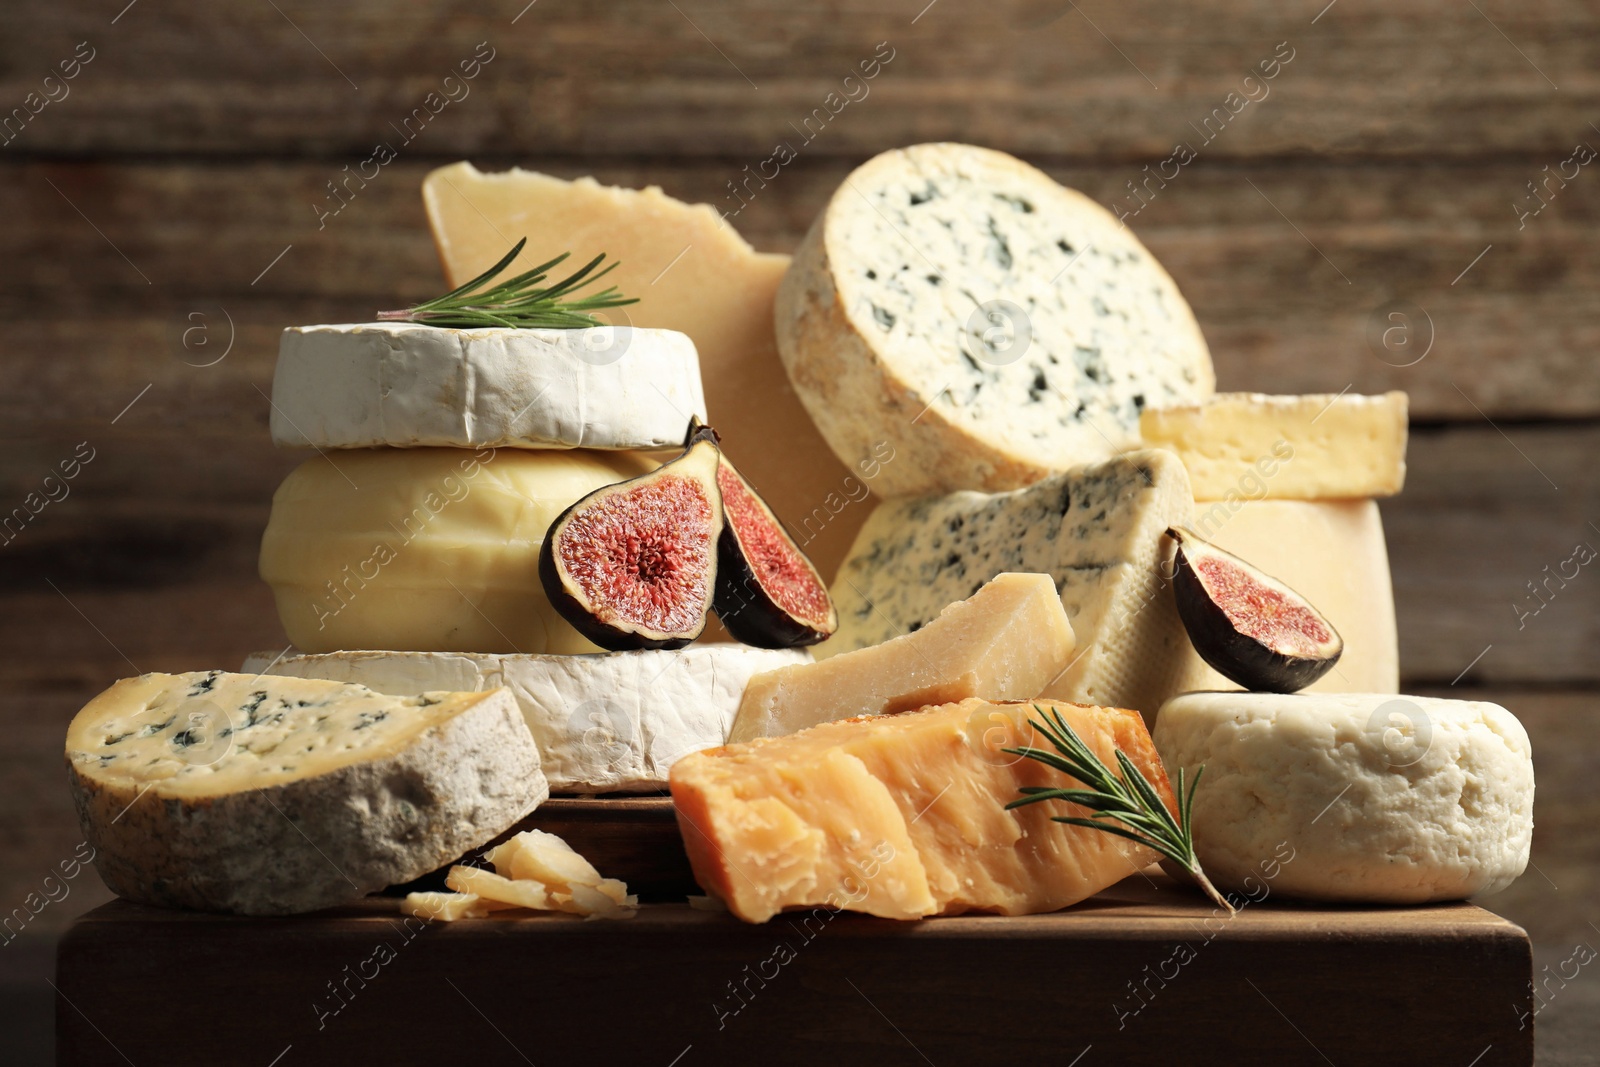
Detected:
[
  {"left": 66, "top": 671, "right": 547, "bottom": 915},
  {"left": 270, "top": 323, "right": 707, "bottom": 451},
  {"left": 776, "top": 143, "right": 1213, "bottom": 498},
  {"left": 821, "top": 450, "right": 1194, "bottom": 720}
]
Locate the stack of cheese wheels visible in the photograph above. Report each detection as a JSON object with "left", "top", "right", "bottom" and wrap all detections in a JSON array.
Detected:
[{"left": 256, "top": 321, "right": 808, "bottom": 793}]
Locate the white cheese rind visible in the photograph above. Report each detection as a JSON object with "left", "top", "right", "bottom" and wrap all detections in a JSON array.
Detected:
[
  {"left": 270, "top": 323, "right": 706, "bottom": 451},
  {"left": 1139, "top": 391, "right": 1409, "bottom": 500},
  {"left": 66, "top": 671, "right": 547, "bottom": 915},
  {"left": 1175, "top": 499, "right": 1399, "bottom": 694},
  {"left": 242, "top": 646, "right": 810, "bottom": 794},
  {"left": 776, "top": 143, "right": 1214, "bottom": 498},
  {"left": 821, "top": 450, "right": 1195, "bottom": 720},
  {"left": 1154, "top": 691, "right": 1534, "bottom": 903}
]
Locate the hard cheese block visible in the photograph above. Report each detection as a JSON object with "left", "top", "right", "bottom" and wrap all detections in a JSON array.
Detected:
[
  {"left": 671, "top": 698, "right": 1168, "bottom": 922},
  {"left": 242, "top": 645, "right": 810, "bottom": 794},
  {"left": 258, "top": 447, "right": 653, "bottom": 655},
  {"left": 270, "top": 324, "right": 706, "bottom": 451},
  {"left": 1175, "top": 499, "right": 1399, "bottom": 694},
  {"left": 66, "top": 671, "right": 546, "bottom": 915},
  {"left": 1155, "top": 691, "right": 1534, "bottom": 903},
  {"left": 422, "top": 163, "right": 865, "bottom": 581},
  {"left": 1140, "top": 391, "right": 1408, "bottom": 500},
  {"left": 729, "top": 572, "right": 1075, "bottom": 742},
  {"left": 823, "top": 450, "right": 1195, "bottom": 720},
  {"left": 776, "top": 143, "right": 1213, "bottom": 498}
]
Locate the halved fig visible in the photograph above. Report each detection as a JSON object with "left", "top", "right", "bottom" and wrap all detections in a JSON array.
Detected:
[
  {"left": 538, "top": 440, "right": 724, "bottom": 651},
  {"left": 1168, "top": 526, "right": 1342, "bottom": 693},
  {"left": 687, "top": 420, "right": 837, "bottom": 648}
]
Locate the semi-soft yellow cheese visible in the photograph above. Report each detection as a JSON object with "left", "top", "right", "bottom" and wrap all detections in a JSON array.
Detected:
[
  {"left": 258, "top": 447, "right": 653, "bottom": 654},
  {"left": 671, "top": 698, "right": 1168, "bottom": 922},
  {"left": 729, "top": 572, "right": 1075, "bottom": 742},
  {"left": 422, "top": 163, "right": 866, "bottom": 581},
  {"left": 1176, "top": 499, "right": 1399, "bottom": 694},
  {"left": 1140, "top": 391, "right": 1408, "bottom": 500}
]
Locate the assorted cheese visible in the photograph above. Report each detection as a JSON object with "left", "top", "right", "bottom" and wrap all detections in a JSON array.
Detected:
[
  {"left": 66, "top": 671, "right": 546, "bottom": 915},
  {"left": 776, "top": 143, "right": 1214, "bottom": 498},
  {"left": 422, "top": 162, "right": 864, "bottom": 580},
  {"left": 1154, "top": 692, "right": 1534, "bottom": 903},
  {"left": 729, "top": 572, "right": 1074, "bottom": 743},
  {"left": 258, "top": 447, "right": 654, "bottom": 655},
  {"left": 68, "top": 142, "right": 1530, "bottom": 928},
  {"left": 242, "top": 644, "right": 810, "bottom": 793},
  {"left": 1140, "top": 391, "right": 1408, "bottom": 501},
  {"left": 671, "top": 698, "right": 1169, "bottom": 922},
  {"left": 824, "top": 450, "right": 1195, "bottom": 720},
  {"left": 271, "top": 323, "right": 707, "bottom": 451}
]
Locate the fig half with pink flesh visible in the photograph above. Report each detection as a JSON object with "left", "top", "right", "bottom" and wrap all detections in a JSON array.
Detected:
[
  {"left": 1168, "top": 526, "right": 1342, "bottom": 693},
  {"left": 538, "top": 440, "right": 724, "bottom": 651}
]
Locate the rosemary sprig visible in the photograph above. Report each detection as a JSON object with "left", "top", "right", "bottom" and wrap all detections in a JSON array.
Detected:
[
  {"left": 1004, "top": 704, "right": 1233, "bottom": 913},
  {"left": 377, "top": 237, "right": 638, "bottom": 329}
]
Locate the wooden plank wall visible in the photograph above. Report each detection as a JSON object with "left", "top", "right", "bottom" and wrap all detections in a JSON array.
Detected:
[{"left": 2, "top": 0, "right": 1596, "bottom": 947}]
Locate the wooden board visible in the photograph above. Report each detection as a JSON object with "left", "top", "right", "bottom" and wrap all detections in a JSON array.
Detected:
[{"left": 55, "top": 875, "right": 1533, "bottom": 1067}]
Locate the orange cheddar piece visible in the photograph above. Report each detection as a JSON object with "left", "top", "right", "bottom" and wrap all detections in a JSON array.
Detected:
[{"left": 670, "top": 698, "right": 1171, "bottom": 923}]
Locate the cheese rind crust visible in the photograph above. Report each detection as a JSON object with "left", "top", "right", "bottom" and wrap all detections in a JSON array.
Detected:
[
  {"left": 671, "top": 698, "right": 1168, "bottom": 923},
  {"left": 243, "top": 645, "right": 810, "bottom": 794},
  {"left": 271, "top": 323, "right": 707, "bottom": 452},
  {"left": 776, "top": 143, "right": 1213, "bottom": 498},
  {"left": 67, "top": 671, "right": 547, "bottom": 915},
  {"left": 823, "top": 450, "right": 1195, "bottom": 720},
  {"left": 1154, "top": 691, "right": 1534, "bottom": 903}
]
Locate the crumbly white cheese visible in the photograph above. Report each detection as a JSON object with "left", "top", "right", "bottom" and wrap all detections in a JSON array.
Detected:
[
  {"left": 821, "top": 450, "right": 1194, "bottom": 720},
  {"left": 776, "top": 143, "right": 1213, "bottom": 498},
  {"left": 1154, "top": 691, "right": 1535, "bottom": 903},
  {"left": 242, "top": 645, "right": 810, "bottom": 794},
  {"left": 271, "top": 323, "right": 706, "bottom": 451},
  {"left": 1140, "top": 391, "right": 1409, "bottom": 500},
  {"left": 66, "top": 671, "right": 547, "bottom": 915}
]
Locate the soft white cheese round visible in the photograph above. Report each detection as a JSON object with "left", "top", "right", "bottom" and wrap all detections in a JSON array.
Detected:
[
  {"left": 270, "top": 323, "right": 707, "bottom": 451},
  {"left": 258, "top": 447, "right": 654, "bottom": 655},
  {"left": 1154, "top": 691, "right": 1534, "bottom": 903}
]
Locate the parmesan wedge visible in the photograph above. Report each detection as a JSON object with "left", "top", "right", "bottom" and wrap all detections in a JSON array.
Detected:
[{"left": 671, "top": 698, "right": 1170, "bottom": 922}]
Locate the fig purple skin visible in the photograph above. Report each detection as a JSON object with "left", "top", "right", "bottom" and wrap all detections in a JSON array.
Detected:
[
  {"left": 539, "top": 440, "right": 724, "bottom": 652},
  {"left": 1167, "top": 526, "right": 1342, "bottom": 693}
]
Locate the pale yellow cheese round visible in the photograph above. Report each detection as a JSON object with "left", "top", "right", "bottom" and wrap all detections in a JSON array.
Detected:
[{"left": 259, "top": 447, "right": 654, "bottom": 654}]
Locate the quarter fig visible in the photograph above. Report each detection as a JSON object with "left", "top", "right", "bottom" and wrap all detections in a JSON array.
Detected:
[{"left": 1168, "top": 526, "right": 1343, "bottom": 693}]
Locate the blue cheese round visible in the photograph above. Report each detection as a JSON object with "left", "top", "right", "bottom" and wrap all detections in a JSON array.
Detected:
[{"left": 776, "top": 143, "right": 1213, "bottom": 498}]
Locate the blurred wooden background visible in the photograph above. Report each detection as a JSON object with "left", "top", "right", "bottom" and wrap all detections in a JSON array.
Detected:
[{"left": 2, "top": 0, "right": 1597, "bottom": 1018}]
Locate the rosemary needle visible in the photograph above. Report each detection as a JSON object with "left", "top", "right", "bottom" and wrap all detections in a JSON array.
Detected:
[
  {"left": 377, "top": 237, "right": 638, "bottom": 330},
  {"left": 1004, "top": 704, "right": 1234, "bottom": 913}
]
